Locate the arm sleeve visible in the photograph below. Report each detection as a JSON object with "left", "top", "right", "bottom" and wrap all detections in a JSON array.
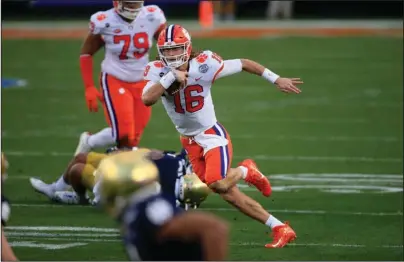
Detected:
[{"left": 215, "top": 59, "right": 243, "bottom": 80}]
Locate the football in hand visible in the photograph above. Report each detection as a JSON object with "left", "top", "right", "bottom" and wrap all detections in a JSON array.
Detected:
[{"left": 165, "top": 81, "right": 184, "bottom": 96}]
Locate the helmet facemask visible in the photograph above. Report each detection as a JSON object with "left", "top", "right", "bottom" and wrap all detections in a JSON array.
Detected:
[
  {"left": 158, "top": 41, "right": 191, "bottom": 69},
  {"left": 114, "top": 0, "right": 144, "bottom": 20}
]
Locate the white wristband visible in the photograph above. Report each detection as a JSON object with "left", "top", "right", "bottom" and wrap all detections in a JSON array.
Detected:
[
  {"left": 159, "top": 71, "right": 176, "bottom": 89},
  {"left": 262, "top": 68, "right": 280, "bottom": 84}
]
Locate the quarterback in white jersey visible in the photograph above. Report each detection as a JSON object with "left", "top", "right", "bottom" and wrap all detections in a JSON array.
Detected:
[
  {"left": 143, "top": 24, "right": 303, "bottom": 248},
  {"left": 76, "top": 0, "right": 166, "bottom": 156}
]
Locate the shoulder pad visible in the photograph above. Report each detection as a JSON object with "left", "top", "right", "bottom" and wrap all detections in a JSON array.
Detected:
[
  {"left": 142, "top": 5, "right": 166, "bottom": 24},
  {"left": 202, "top": 50, "right": 224, "bottom": 66},
  {"left": 89, "top": 11, "right": 109, "bottom": 35},
  {"left": 193, "top": 50, "right": 224, "bottom": 82},
  {"left": 144, "top": 5, "right": 160, "bottom": 13},
  {"left": 143, "top": 61, "right": 168, "bottom": 82}
]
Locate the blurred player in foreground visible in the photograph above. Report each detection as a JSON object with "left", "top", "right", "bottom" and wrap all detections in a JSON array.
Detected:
[
  {"left": 142, "top": 24, "right": 303, "bottom": 248},
  {"left": 77, "top": 0, "right": 167, "bottom": 155},
  {"left": 29, "top": 148, "right": 210, "bottom": 210},
  {"left": 96, "top": 150, "right": 229, "bottom": 260},
  {"left": 1, "top": 153, "right": 18, "bottom": 261}
]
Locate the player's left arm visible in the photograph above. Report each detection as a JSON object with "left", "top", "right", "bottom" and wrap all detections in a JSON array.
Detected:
[
  {"left": 1, "top": 228, "right": 17, "bottom": 261},
  {"left": 146, "top": 5, "right": 167, "bottom": 41},
  {"left": 216, "top": 58, "right": 303, "bottom": 94}
]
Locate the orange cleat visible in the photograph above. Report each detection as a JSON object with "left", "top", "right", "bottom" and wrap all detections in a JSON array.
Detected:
[
  {"left": 265, "top": 222, "right": 297, "bottom": 248},
  {"left": 239, "top": 159, "right": 272, "bottom": 197}
]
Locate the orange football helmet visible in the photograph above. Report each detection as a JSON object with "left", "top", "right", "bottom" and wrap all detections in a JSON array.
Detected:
[
  {"left": 157, "top": 24, "right": 192, "bottom": 68},
  {"left": 113, "top": 0, "right": 144, "bottom": 20}
]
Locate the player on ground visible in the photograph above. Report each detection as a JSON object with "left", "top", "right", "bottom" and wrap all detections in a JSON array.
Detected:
[
  {"left": 1, "top": 153, "right": 18, "bottom": 261},
  {"left": 29, "top": 148, "right": 210, "bottom": 209},
  {"left": 96, "top": 150, "right": 229, "bottom": 260},
  {"left": 77, "top": 0, "right": 167, "bottom": 155},
  {"left": 142, "top": 24, "right": 303, "bottom": 248}
]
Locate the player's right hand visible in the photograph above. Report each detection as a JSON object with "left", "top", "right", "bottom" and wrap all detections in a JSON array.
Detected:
[
  {"left": 85, "top": 86, "right": 103, "bottom": 112},
  {"left": 172, "top": 69, "right": 188, "bottom": 86}
]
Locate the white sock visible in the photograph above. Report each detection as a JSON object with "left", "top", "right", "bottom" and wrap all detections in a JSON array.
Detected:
[
  {"left": 238, "top": 166, "right": 248, "bottom": 179},
  {"left": 265, "top": 215, "right": 284, "bottom": 229},
  {"left": 53, "top": 175, "right": 70, "bottom": 191},
  {"left": 88, "top": 127, "right": 115, "bottom": 149},
  {"left": 92, "top": 180, "right": 101, "bottom": 198}
]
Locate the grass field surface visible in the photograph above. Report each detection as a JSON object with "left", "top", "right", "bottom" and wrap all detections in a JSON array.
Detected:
[{"left": 1, "top": 26, "right": 403, "bottom": 260}]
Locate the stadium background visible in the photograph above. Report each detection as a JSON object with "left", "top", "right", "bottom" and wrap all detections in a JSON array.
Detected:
[
  {"left": 2, "top": 1, "right": 403, "bottom": 19},
  {"left": 2, "top": 0, "right": 403, "bottom": 261}
]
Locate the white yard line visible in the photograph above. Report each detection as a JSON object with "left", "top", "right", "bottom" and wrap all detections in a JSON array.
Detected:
[
  {"left": 9, "top": 241, "right": 87, "bottom": 250},
  {"left": 9, "top": 204, "right": 403, "bottom": 216},
  {"left": 3, "top": 151, "right": 402, "bottom": 163},
  {"left": 7, "top": 226, "right": 118, "bottom": 232},
  {"left": 6, "top": 232, "right": 118, "bottom": 238},
  {"left": 6, "top": 236, "right": 403, "bottom": 249}
]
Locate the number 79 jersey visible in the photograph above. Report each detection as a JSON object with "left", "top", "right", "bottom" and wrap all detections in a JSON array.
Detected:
[
  {"left": 89, "top": 6, "right": 166, "bottom": 82},
  {"left": 143, "top": 51, "right": 225, "bottom": 136}
]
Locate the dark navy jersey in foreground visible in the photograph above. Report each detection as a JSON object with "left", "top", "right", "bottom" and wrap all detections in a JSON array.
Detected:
[
  {"left": 152, "top": 151, "right": 187, "bottom": 202},
  {"left": 121, "top": 193, "right": 203, "bottom": 261},
  {"left": 105, "top": 147, "right": 190, "bottom": 205}
]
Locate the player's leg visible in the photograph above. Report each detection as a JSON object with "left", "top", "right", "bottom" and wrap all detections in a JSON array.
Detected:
[
  {"left": 129, "top": 81, "right": 152, "bottom": 146},
  {"left": 203, "top": 124, "right": 296, "bottom": 248},
  {"left": 74, "top": 128, "right": 115, "bottom": 156},
  {"left": 30, "top": 152, "right": 104, "bottom": 201},
  {"left": 29, "top": 153, "right": 88, "bottom": 199},
  {"left": 201, "top": 123, "right": 270, "bottom": 195},
  {"left": 205, "top": 149, "right": 296, "bottom": 248},
  {"left": 221, "top": 185, "right": 296, "bottom": 248},
  {"left": 53, "top": 152, "right": 106, "bottom": 205},
  {"left": 54, "top": 163, "right": 95, "bottom": 205},
  {"left": 180, "top": 136, "right": 206, "bottom": 182},
  {"left": 100, "top": 73, "right": 136, "bottom": 148}
]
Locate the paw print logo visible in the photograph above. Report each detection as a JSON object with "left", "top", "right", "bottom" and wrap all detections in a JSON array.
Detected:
[
  {"left": 97, "top": 13, "right": 107, "bottom": 21},
  {"left": 153, "top": 61, "right": 164, "bottom": 68},
  {"left": 196, "top": 53, "right": 208, "bottom": 64}
]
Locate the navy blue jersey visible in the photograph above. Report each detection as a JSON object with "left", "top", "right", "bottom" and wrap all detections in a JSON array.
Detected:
[
  {"left": 1, "top": 194, "right": 11, "bottom": 226},
  {"left": 152, "top": 152, "right": 187, "bottom": 203},
  {"left": 121, "top": 193, "right": 203, "bottom": 261},
  {"left": 105, "top": 148, "right": 189, "bottom": 205}
]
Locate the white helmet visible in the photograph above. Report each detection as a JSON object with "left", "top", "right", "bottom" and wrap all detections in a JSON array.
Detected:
[{"left": 113, "top": 0, "right": 144, "bottom": 20}]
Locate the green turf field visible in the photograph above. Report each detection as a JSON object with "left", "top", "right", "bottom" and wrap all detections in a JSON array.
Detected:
[{"left": 2, "top": 36, "right": 403, "bottom": 261}]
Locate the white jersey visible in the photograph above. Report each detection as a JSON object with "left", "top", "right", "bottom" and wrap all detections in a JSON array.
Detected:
[
  {"left": 89, "top": 6, "right": 166, "bottom": 82},
  {"left": 143, "top": 50, "right": 225, "bottom": 136}
]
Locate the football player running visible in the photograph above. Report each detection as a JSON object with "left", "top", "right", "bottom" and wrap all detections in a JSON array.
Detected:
[
  {"left": 76, "top": 0, "right": 167, "bottom": 155},
  {"left": 96, "top": 151, "right": 229, "bottom": 261},
  {"left": 142, "top": 24, "right": 303, "bottom": 248},
  {"left": 1, "top": 153, "right": 18, "bottom": 261},
  {"left": 29, "top": 148, "right": 210, "bottom": 210}
]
